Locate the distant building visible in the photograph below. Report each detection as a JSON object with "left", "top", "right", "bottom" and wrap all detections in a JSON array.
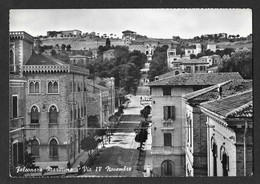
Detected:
[
  {"left": 69, "top": 54, "right": 87, "bottom": 66},
  {"left": 103, "top": 49, "right": 116, "bottom": 60},
  {"left": 122, "top": 30, "right": 136, "bottom": 44},
  {"left": 207, "top": 43, "right": 217, "bottom": 52},
  {"left": 47, "top": 30, "right": 82, "bottom": 38},
  {"left": 199, "top": 55, "right": 221, "bottom": 67},
  {"left": 167, "top": 47, "right": 181, "bottom": 68},
  {"left": 184, "top": 44, "right": 202, "bottom": 57},
  {"left": 147, "top": 72, "right": 243, "bottom": 176}
]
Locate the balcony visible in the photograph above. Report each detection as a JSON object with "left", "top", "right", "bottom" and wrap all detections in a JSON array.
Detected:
[
  {"left": 10, "top": 117, "right": 24, "bottom": 131},
  {"left": 162, "top": 119, "right": 173, "bottom": 127}
]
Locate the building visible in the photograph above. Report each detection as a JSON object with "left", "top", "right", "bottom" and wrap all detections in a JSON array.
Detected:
[
  {"left": 200, "top": 89, "right": 253, "bottom": 176},
  {"left": 198, "top": 55, "right": 221, "bottom": 67},
  {"left": 207, "top": 43, "right": 217, "bottom": 52},
  {"left": 69, "top": 54, "right": 87, "bottom": 66},
  {"left": 147, "top": 72, "right": 243, "bottom": 176},
  {"left": 103, "top": 49, "right": 116, "bottom": 61},
  {"left": 47, "top": 30, "right": 82, "bottom": 38},
  {"left": 167, "top": 47, "right": 181, "bottom": 69},
  {"left": 179, "top": 59, "right": 208, "bottom": 73},
  {"left": 122, "top": 30, "right": 136, "bottom": 44},
  {"left": 23, "top": 52, "right": 90, "bottom": 169},
  {"left": 184, "top": 44, "right": 202, "bottom": 57},
  {"left": 182, "top": 79, "right": 252, "bottom": 176},
  {"left": 9, "top": 31, "right": 34, "bottom": 168}
]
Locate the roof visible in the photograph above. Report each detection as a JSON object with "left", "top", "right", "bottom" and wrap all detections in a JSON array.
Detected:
[
  {"left": 200, "top": 90, "right": 252, "bottom": 118},
  {"left": 179, "top": 58, "right": 209, "bottom": 64},
  {"left": 183, "top": 79, "right": 252, "bottom": 104},
  {"left": 69, "top": 54, "right": 86, "bottom": 58},
  {"left": 122, "top": 30, "right": 136, "bottom": 33},
  {"left": 26, "top": 52, "right": 61, "bottom": 65},
  {"left": 157, "top": 69, "right": 184, "bottom": 79},
  {"left": 147, "top": 72, "right": 243, "bottom": 87}
]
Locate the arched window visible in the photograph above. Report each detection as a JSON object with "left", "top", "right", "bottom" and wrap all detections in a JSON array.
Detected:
[
  {"left": 211, "top": 136, "right": 218, "bottom": 176},
  {"left": 29, "top": 80, "right": 40, "bottom": 94},
  {"left": 47, "top": 80, "right": 59, "bottom": 94},
  {"left": 30, "top": 106, "right": 39, "bottom": 124},
  {"left": 49, "top": 105, "right": 58, "bottom": 124},
  {"left": 220, "top": 145, "right": 229, "bottom": 176},
  {"left": 49, "top": 138, "right": 58, "bottom": 157},
  {"left": 161, "top": 160, "right": 174, "bottom": 176},
  {"left": 31, "top": 139, "right": 39, "bottom": 156}
]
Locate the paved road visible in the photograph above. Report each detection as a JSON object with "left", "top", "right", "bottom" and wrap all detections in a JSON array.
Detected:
[{"left": 79, "top": 95, "right": 145, "bottom": 177}]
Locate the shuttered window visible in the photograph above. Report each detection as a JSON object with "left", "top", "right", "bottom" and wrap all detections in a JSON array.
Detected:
[
  {"left": 163, "top": 106, "right": 175, "bottom": 120},
  {"left": 12, "top": 96, "right": 18, "bottom": 118},
  {"left": 163, "top": 87, "right": 171, "bottom": 96},
  {"left": 164, "top": 133, "right": 172, "bottom": 146}
]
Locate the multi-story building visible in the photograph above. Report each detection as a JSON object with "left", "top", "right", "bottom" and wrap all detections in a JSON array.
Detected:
[
  {"left": 9, "top": 31, "right": 34, "bottom": 168},
  {"left": 147, "top": 72, "right": 243, "bottom": 176},
  {"left": 167, "top": 47, "right": 181, "bottom": 69},
  {"left": 200, "top": 89, "right": 253, "bottom": 176},
  {"left": 182, "top": 79, "right": 252, "bottom": 176},
  {"left": 23, "top": 52, "right": 90, "bottom": 169},
  {"left": 122, "top": 30, "right": 136, "bottom": 44},
  {"left": 207, "top": 43, "right": 217, "bottom": 52},
  {"left": 184, "top": 44, "right": 202, "bottom": 57},
  {"left": 69, "top": 54, "right": 87, "bottom": 66},
  {"left": 198, "top": 54, "right": 221, "bottom": 67}
]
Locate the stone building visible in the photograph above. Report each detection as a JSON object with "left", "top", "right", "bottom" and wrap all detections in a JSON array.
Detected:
[
  {"left": 182, "top": 79, "right": 252, "bottom": 176},
  {"left": 23, "top": 52, "right": 90, "bottom": 169},
  {"left": 9, "top": 31, "right": 34, "bottom": 168},
  {"left": 184, "top": 44, "right": 202, "bottom": 57},
  {"left": 147, "top": 72, "right": 243, "bottom": 176}
]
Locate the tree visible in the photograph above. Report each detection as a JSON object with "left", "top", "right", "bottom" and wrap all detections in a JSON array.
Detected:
[
  {"left": 105, "top": 38, "right": 111, "bottom": 49},
  {"left": 66, "top": 44, "right": 71, "bottom": 51},
  {"left": 61, "top": 44, "right": 66, "bottom": 51},
  {"left": 190, "top": 54, "right": 196, "bottom": 59},
  {"left": 51, "top": 50, "right": 57, "bottom": 57},
  {"left": 81, "top": 136, "right": 98, "bottom": 152},
  {"left": 24, "top": 151, "right": 35, "bottom": 169},
  {"left": 218, "top": 50, "right": 252, "bottom": 79}
]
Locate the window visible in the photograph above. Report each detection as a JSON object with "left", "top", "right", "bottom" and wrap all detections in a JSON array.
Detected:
[
  {"left": 30, "top": 105, "right": 39, "bottom": 124},
  {"left": 163, "top": 106, "right": 175, "bottom": 120},
  {"left": 49, "top": 139, "right": 58, "bottom": 157},
  {"left": 175, "top": 71, "right": 179, "bottom": 75},
  {"left": 47, "top": 80, "right": 58, "bottom": 94},
  {"left": 70, "top": 109, "right": 73, "bottom": 121},
  {"left": 70, "top": 81, "right": 73, "bottom": 93},
  {"left": 49, "top": 105, "right": 58, "bottom": 124},
  {"left": 12, "top": 95, "right": 18, "bottom": 118},
  {"left": 31, "top": 139, "right": 39, "bottom": 156},
  {"left": 29, "top": 80, "right": 40, "bottom": 94},
  {"left": 200, "top": 66, "right": 203, "bottom": 71},
  {"left": 163, "top": 87, "right": 171, "bottom": 96},
  {"left": 164, "top": 133, "right": 172, "bottom": 146},
  {"left": 195, "top": 66, "right": 198, "bottom": 71},
  {"left": 185, "top": 66, "right": 192, "bottom": 73}
]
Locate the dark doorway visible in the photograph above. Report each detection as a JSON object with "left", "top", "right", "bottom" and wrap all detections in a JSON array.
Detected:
[{"left": 161, "top": 160, "right": 174, "bottom": 176}]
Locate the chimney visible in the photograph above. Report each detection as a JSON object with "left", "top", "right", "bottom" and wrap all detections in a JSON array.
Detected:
[{"left": 217, "top": 86, "right": 223, "bottom": 100}]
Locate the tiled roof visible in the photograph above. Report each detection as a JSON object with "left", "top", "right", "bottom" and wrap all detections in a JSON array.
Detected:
[
  {"left": 25, "top": 52, "right": 60, "bottom": 65},
  {"left": 200, "top": 90, "right": 252, "bottom": 118},
  {"left": 179, "top": 58, "right": 209, "bottom": 64},
  {"left": 183, "top": 79, "right": 252, "bottom": 104},
  {"left": 147, "top": 72, "right": 243, "bottom": 86},
  {"left": 157, "top": 70, "right": 183, "bottom": 79}
]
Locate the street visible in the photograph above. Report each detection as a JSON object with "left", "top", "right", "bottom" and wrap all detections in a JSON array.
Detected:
[{"left": 79, "top": 95, "right": 150, "bottom": 177}]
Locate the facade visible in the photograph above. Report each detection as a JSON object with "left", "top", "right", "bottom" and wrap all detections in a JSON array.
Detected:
[
  {"left": 69, "top": 54, "right": 87, "bottom": 66},
  {"left": 47, "top": 30, "right": 82, "bottom": 38},
  {"left": 9, "top": 31, "right": 34, "bottom": 168},
  {"left": 122, "top": 30, "right": 136, "bottom": 44},
  {"left": 167, "top": 47, "right": 181, "bottom": 68},
  {"left": 207, "top": 43, "right": 217, "bottom": 52},
  {"left": 23, "top": 52, "right": 90, "bottom": 169},
  {"left": 182, "top": 79, "right": 252, "bottom": 176},
  {"left": 184, "top": 44, "right": 202, "bottom": 57},
  {"left": 199, "top": 55, "right": 221, "bottom": 67},
  {"left": 103, "top": 49, "right": 116, "bottom": 60},
  {"left": 200, "top": 89, "right": 253, "bottom": 176},
  {"left": 147, "top": 72, "right": 243, "bottom": 176}
]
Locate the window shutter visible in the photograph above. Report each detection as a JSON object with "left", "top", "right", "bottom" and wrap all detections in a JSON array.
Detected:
[
  {"left": 163, "top": 106, "right": 168, "bottom": 120},
  {"left": 171, "top": 106, "right": 175, "bottom": 120},
  {"left": 164, "top": 133, "right": 172, "bottom": 146}
]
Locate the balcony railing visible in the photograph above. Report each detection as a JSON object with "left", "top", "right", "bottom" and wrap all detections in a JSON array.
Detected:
[
  {"left": 10, "top": 117, "right": 24, "bottom": 130},
  {"left": 162, "top": 119, "right": 173, "bottom": 127}
]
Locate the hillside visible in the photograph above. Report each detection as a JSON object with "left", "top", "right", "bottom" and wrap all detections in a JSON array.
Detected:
[
  {"left": 216, "top": 40, "right": 252, "bottom": 49},
  {"left": 41, "top": 38, "right": 125, "bottom": 50}
]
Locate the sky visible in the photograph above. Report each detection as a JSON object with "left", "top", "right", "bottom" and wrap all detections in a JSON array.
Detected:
[{"left": 9, "top": 9, "right": 252, "bottom": 39}]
